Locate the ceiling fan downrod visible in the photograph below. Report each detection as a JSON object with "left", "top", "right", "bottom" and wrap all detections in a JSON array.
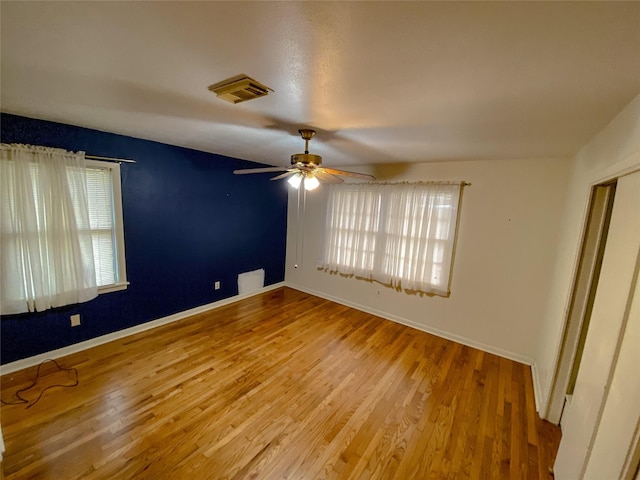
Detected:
[{"left": 299, "top": 129, "right": 315, "bottom": 154}]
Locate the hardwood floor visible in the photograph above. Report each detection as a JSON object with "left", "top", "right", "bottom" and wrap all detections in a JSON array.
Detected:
[{"left": 1, "top": 287, "right": 560, "bottom": 479}]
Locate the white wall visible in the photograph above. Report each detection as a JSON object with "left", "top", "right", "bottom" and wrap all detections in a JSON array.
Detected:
[
  {"left": 536, "top": 94, "right": 640, "bottom": 416},
  {"left": 285, "top": 157, "right": 570, "bottom": 377}
]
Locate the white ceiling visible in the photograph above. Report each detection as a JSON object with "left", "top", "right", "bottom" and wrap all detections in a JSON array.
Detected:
[{"left": 1, "top": 1, "right": 639, "bottom": 168}]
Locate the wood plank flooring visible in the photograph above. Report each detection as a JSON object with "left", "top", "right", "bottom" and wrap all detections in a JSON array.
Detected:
[{"left": 1, "top": 287, "right": 560, "bottom": 479}]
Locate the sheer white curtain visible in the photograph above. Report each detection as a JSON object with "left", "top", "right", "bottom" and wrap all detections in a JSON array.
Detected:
[
  {"left": 320, "top": 184, "right": 382, "bottom": 277},
  {"left": 320, "top": 182, "right": 461, "bottom": 296},
  {"left": 1, "top": 144, "right": 98, "bottom": 314}
]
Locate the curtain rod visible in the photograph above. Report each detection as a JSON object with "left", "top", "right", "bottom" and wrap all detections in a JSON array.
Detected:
[
  {"left": 359, "top": 180, "right": 471, "bottom": 186},
  {"left": 0, "top": 144, "right": 136, "bottom": 164},
  {"left": 85, "top": 155, "right": 136, "bottom": 164}
]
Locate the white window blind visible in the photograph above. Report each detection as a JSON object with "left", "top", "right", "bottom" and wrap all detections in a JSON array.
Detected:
[
  {"left": 86, "top": 167, "right": 116, "bottom": 287},
  {"left": 319, "top": 182, "right": 463, "bottom": 296},
  {"left": 84, "top": 159, "right": 127, "bottom": 293}
]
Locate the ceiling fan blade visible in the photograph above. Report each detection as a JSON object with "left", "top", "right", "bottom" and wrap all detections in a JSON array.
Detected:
[
  {"left": 321, "top": 168, "right": 376, "bottom": 181},
  {"left": 234, "top": 167, "right": 289, "bottom": 174},
  {"left": 270, "top": 170, "right": 298, "bottom": 181},
  {"left": 315, "top": 170, "right": 344, "bottom": 184}
]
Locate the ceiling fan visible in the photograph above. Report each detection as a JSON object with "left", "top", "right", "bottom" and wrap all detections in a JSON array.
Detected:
[{"left": 233, "top": 129, "right": 376, "bottom": 190}]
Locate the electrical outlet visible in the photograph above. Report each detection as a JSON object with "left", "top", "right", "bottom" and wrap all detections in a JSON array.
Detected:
[
  {"left": 377, "top": 289, "right": 381, "bottom": 296},
  {"left": 70, "top": 314, "right": 81, "bottom": 327},
  {"left": 214, "top": 281, "right": 221, "bottom": 290}
]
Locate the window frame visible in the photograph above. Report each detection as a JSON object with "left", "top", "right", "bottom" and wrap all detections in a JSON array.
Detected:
[{"left": 86, "top": 159, "right": 129, "bottom": 294}]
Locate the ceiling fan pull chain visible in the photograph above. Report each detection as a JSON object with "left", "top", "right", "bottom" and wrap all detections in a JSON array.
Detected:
[
  {"left": 300, "top": 186, "right": 307, "bottom": 265},
  {"left": 294, "top": 184, "right": 303, "bottom": 269}
]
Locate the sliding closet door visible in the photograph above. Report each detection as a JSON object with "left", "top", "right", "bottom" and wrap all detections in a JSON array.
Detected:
[
  {"left": 554, "top": 171, "right": 640, "bottom": 479},
  {"left": 583, "top": 266, "right": 640, "bottom": 479}
]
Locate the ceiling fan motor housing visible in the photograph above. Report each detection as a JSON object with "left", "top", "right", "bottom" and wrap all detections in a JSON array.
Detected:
[{"left": 291, "top": 153, "right": 322, "bottom": 167}]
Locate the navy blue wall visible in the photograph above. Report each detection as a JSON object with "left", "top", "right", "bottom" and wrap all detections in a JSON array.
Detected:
[{"left": 0, "top": 113, "right": 288, "bottom": 364}]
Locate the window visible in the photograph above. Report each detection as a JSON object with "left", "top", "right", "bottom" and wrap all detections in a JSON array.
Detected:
[
  {"left": 0, "top": 144, "right": 128, "bottom": 314},
  {"left": 320, "top": 182, "right": 463, "bottom": 296},
  {"left": 86, "top": 160, "right": 128, "bottom": 292}
]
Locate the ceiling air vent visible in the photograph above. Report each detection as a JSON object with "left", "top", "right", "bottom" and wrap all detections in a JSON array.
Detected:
[{"left": 208, "top": 74, "right": 273, "bottom": 104}]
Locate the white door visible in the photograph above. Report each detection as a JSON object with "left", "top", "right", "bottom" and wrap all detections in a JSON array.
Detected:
[
  {"left": 583, "top": 268, "right": 640, "bottom": 479},
  {"left": 554, "top": 171, "right": 640, "bottom": 479}
]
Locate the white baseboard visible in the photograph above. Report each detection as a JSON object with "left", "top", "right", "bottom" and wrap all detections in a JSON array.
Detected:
[
  {"left": 286, "top": 282, "right": 542, "bottom": 412},
  {"left": 531, "top": 361, "right": 543, "bottom": 415},
  {"left": 0, "top": 282, "right": 285, "bottom": 375}
]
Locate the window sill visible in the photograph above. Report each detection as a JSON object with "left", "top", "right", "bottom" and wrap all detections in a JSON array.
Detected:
[{"left": 98, "top": 282, "right": 130, "bottom": 294}]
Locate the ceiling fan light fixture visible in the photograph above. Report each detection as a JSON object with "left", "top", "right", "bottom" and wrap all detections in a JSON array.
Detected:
[
  {"left": 304, "top": 174, "right": 320, "bottom": 191},
  {"left": 287, "top": 172, "right": 303, "bottom": 189}
]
